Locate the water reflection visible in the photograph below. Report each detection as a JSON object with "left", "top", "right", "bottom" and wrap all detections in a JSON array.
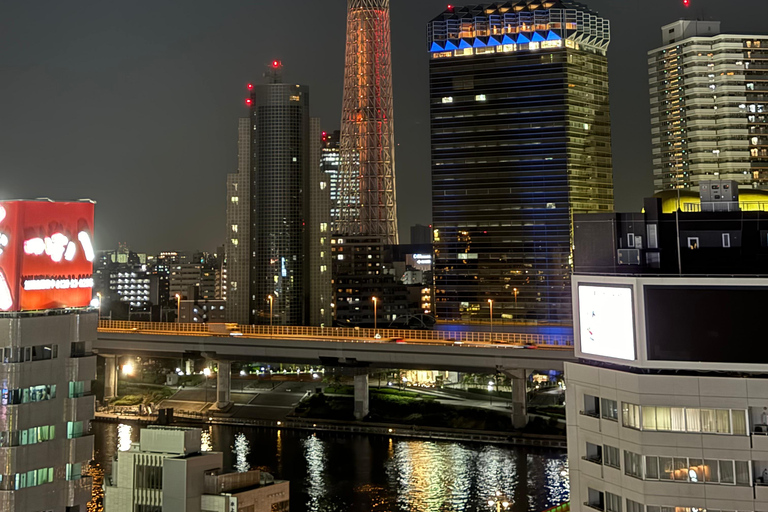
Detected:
[
  {"left": 91, "top": 422, "right": 568, "bottom": 512},
  {"left": 234, "top": 432, "right": 250, "bottom": 473},
  {"left": 201, "top": 426, "right": 212, "bottom": 452},
  {"left": 117, "top": 423, "right": 133, "bottom": 452},
  {"left": 304, "top": 435, "right": 329, "bottom": 512}
]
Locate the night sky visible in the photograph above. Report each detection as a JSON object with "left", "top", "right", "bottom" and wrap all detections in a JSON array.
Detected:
[{"left": 2, "top": 0, "right": 767, "bottom": 253}]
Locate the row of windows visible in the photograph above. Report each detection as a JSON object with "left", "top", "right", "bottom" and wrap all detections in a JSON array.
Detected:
[
  {"left": 588, "top": 488, "right": 753, "bottom": 512},
  {"left": 0, "top": 467, "right": 54, "bottom": 490},
  {"left": 1, "top": 345, "right": 57, "bottom": 364},
  {"left": 0, "top": 425, "right": 55, "bottom": 448},
  {"left": 0, "top": 384, "right": 56, "bottom": 406},
  {"left": 623, "top": 451, "right": 750, "bottom": 486},
  {"left": 622, "top": 403, "right": 748, "bottom": 435}
]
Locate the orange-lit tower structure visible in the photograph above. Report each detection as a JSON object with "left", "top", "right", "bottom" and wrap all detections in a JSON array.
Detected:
[{"left": 338, "top": 0, "right": 399, "bottom": 244}]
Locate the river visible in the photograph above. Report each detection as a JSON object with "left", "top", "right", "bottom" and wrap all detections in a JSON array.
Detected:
[{"left": 90, "top": 420, "right": 568, "bottom": 512}]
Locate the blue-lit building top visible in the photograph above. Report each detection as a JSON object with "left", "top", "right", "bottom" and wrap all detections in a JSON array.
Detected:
[{"left": 427, "top": 1, "right": 609, "bottom": 57}]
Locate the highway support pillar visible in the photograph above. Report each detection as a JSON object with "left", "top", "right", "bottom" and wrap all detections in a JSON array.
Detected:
[
  {"left": 354, "top": 374, "right": 369, "bottom": 420},
  {"left": 104, "top": 354, "right": 118, "bottom": 401},
  {"left": 215, "top": 361, "right": 232, "bottom": 411},
  {"left": 510, "top": 369, "right": 530, "bottom": 429}
]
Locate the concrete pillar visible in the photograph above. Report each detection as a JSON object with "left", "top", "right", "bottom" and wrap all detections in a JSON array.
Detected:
[
  {"left": 510, "top": 368, "right": 530, "bottom": 429},
  {"left": 354, "top": 374, "right": 369, "bottom": 420},
  {"left": 104, "top": 354, "right": 118, "bottom": 400},
  {"left": 216, "top": 361, "right": 232, "bottom": 411}
]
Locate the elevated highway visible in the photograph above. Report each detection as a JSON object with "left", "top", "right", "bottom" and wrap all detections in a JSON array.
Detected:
[{"left": 95, "top": 320, "right": 575, "bottom": 426}]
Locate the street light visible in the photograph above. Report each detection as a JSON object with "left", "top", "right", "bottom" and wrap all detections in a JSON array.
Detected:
[
  {"left": 513, "top": 288, "right": 518, "bottom": 305},
  {"left": 267, "top": 295, "right": 274, "bottom": 328},
  {"left": 372, "top": 297, "right": 378, "bottom": 332},
  {"left": 203, "top": 367, "right": 212, "bottom": 404},
  {"left": 175, "top": 294, "right": 181, "bottom": 323},
  {"left": 488, "top": 299, "right": 493, "bottom": 335}
]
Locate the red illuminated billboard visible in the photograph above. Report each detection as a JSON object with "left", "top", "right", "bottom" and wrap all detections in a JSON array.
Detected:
[{"left": 0, "top": 200, "right": 95, "bottom": 312}]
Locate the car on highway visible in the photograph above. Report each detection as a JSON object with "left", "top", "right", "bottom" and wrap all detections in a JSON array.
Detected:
[{"left": 385, "top": 337, "right": 406, "bottom": 344}]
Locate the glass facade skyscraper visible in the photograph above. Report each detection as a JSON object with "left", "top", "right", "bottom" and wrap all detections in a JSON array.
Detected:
[
  {"left": 427, "top": 1, "right": 614, "bottom": 324},
  {"left": 226, "top": 64, "right": 331, "bottom": 326}
]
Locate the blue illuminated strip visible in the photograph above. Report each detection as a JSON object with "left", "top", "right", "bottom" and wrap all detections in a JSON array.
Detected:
[
  {"left": 516, "top": 33, "right": 530, "bottom": 44},
  {"left": 472, "top": 38, "right": 486, "bottom": 48},
  {"left": 546, "top": 30, "right": 561, "bottom": 41},
  {"left": 430, "top": 42, "right": 444, "bottom": 52},
  {"left": 487, "top": 36, "right": 501, "bottom": 47},
  {"left": 502, "top": 35, "right": 516, "bottom": 45},
  {"left": 531, "top": 32, "right": 545, "bottom": 42},
  {"left": 444, "top": 40, "right": 458, "bottom": 50},
  {"left": 458, "top": 39, "right": 472, "bottom": 49}
]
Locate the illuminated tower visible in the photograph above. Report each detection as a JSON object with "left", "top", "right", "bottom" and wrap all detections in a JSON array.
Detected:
[{"left": 338, "top": 0, "right": 399, "bottom": 244}]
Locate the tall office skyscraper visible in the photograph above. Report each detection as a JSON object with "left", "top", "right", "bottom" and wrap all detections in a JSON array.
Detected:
[
  {"left": 338, "top": 0, "right": 399, "bottom": 245},
  {"left": 649, "top": 21, "right": 768, "bottom": 193},
  {"left": 427, "top": 1, "right": 613, "bottom": 324},
  {"left": 226, "top": 63, "right": 331, "bottom": 326}
]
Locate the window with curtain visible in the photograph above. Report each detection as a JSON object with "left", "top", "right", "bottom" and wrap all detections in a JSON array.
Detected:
[
  {"left": 656, "top": 406, "right": 672, "bottom": 431},
  {"left": 626, "top": 500, "right": 643, "bottom": 512},
  {"left": 601, "top": 398, "right": 618, "bottom": 421},
  {"left": 659, "top": 457, "right": 673, "bottom": 480},
  {"left": 624, "top": 450, "right": 643, "bottom": 479},
  {"left": 716, "top": 409, "right": 731, "bottom": 434},
  {"left": 686, "top": 409, "right": 701, "bottom": 432},
  {"left": 604, "top": 445, "right": 620, "bottom": 469},
  {"left": 735, "top": 461, "right": 750, "bottom": 485},
  {"left": 700, "top": 409, "right": 717, "bottom": 433},
  {"left": 606, "top": 492, "right": 622, "bottom": 512},
  {"left": 623, "top": 403, "right": 641, "bottom": 429},
  {"left": 642, "top": 406, "right": 657, "bottom": 430},
  {"left": 731, "top": 409, "right": 747, "bottom": 435},
  {"left": 645, "top": 456, "right": 659, "bottom": 479},
  {"left": 704, "top": 459, "right": 719, "bottom": 483},
  {"left": 671, "top": 408, "right": 686, "bottom": 431},
  {"left": 719, "top": 460, "right": 735, "bottom": 484}
]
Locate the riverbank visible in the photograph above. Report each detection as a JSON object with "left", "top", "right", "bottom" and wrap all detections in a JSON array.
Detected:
[{"left": 93, "top": 411, "right": 567, "bottom": 449}]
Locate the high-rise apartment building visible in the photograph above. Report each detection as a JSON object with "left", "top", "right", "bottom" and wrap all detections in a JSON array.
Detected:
[
  {"left": 338, "top": 0, "right": 399, "bottom": 245},
  {"left": 427, "top": 1, "right": 613, "bottom": 324},
  {"left": 0, "top": 200, "right": 97, "bottom": 512},
  {"left": 567, "top": 196, "right": 768, "bottom": 512},
  {"left": 321, "top": 130, "right": 341, "bottom": 230},
  {"left": 226, "top": 63, "right": 331, "bottom": 326},
  {"left": 649, "top": 20, "right": 768, "bottom": 193}
]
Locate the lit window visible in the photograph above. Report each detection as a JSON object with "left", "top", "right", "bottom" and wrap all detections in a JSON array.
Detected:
[
  {"left": 231, "top": 225, "right": 238, "bottom": 233},
  {"left": 442, "top": 96, "right": 454, "bottom": 104},
  {"left": 231, "top": 197, "right": 239, "bottom": 204},
  {"left": 475, "top": 94, "right": 487, "bottom": 102}
]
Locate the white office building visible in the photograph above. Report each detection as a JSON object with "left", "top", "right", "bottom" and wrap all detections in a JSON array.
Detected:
[
  {"left": 567, "top": 274, "right": 768, "bottom": 512},
  {"left": 649, "top": 20, "right": 768, "bottom": 193},
  {"left": 105, "top": 426, "right": 289, "bottom": 512}
]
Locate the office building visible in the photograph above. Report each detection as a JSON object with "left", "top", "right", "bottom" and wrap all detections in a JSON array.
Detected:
[
  {"left": 0, "top": 200, "right": 97, "bottom": 512},
  {"left": 567, "top": 193, "right": 768, "bottom": 512},
  {"left": 105, "top": 426, "right": 289, "bottom": 512},
  {"left": 226, "top": 63, "right": 331, "bottom": 326},
  {"left": 410, "top": 224, "right": 432, "bottom": 245},
  {"left": 338, "top": 0, "right": 399, "bottom": 244},
  {"left": 649, "top": 20, "right": 768, "bottom": 192},
  {"left": 322, "top": 130, "right": 342, "bottom": 230},
  {"left": 427, "top": 1, "right": 614, "bottom": 324}
]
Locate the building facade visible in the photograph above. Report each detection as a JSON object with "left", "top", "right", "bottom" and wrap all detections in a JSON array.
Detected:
[
  {"left": 338, "top": 0, "right": 399, "bottom": 244},
  {"left": 226, "top": 64, "right": 331, "bottom": 326},
  {"left": 567, "top": 199, "right": 768, "bottom": 512},
  {"left": 321, "top": 130, "right": 341, "bottom": 231},
  {"left": 649, "top": 20, "right": 768, "bottom": 193},
  {"left": 427, "top": 1, "right": 614, "bottom": 325}
]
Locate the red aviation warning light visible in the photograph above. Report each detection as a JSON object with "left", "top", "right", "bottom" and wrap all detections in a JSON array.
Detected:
[
  {"left": 683, "top": 0, "right": 690, "bottom": 6},
  {"left": 272, "top": 60, "right": 281, "bottom": 68},
  {"left": 247, "top": 83, "right": 253, "bottom": 90},
  {"left": 245, "top": 98, "right": 252, "bottom": 106}
]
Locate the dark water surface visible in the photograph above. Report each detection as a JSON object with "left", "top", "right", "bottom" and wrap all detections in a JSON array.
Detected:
[{"left": 91, "top": 421, "right": 568, "bottom": 512}]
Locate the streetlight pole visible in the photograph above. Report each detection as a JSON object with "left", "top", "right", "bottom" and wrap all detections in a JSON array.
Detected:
[
  {"left": 175, "top": 294, "right": 181, "bottom": 324},
  {"left": 513, "top": 288, "right": 518, "bottom": 305},
  {"left": 372, "top": 297, "right": 378, "bottom": 332},
  {"left": 268, "top": 295, "right": 273, "bottom": 328},
  {"left": 488, "top": 299, "right": 493, "bottom": 335}
]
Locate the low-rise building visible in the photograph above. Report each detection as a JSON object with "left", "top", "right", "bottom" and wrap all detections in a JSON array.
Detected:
[{"left": 105, "top": 426, "right": 289, "bottom": 512}]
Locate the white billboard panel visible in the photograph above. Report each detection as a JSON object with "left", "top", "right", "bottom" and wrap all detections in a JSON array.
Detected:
[{"left": 578, "top": 285, "right": 635, "bottom": 361}]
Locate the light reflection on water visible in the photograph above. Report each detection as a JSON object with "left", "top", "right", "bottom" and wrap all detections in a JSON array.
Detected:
[{"left": 92, "top": 422, "right": 568, "bottom": 512}]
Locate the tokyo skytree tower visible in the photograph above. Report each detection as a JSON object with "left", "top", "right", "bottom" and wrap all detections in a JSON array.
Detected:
[{"left": 337, "top": 0, "right": 399, "bottom": 244}]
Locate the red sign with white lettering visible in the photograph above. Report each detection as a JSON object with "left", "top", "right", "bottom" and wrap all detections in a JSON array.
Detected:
[{"left": 0, "top": 201, "right": 95, "bottom": 312}]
